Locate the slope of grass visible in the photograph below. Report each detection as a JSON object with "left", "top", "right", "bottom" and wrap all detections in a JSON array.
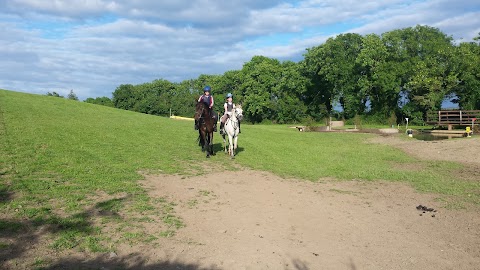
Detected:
[
  {"left": 0, "top": 89, "right": 478, "bottom": 261},
  {"left": 1, "top": 90, "right": 208, "bottom": 202},
  {"left": 0, "top": 90, "right": 214, "bottom": 257}
]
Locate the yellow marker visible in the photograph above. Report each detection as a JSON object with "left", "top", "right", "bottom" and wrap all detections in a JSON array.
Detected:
[{"left": 466, "top": 127, "right": 471, "bottom": 137}]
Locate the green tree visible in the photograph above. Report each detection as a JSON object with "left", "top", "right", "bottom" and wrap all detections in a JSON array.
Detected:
[
  {"left": 239, "top": 56, "right": 308, "bottom": 123},
  {"left": 46, "top": 91, "right": 64, "bottom": 98},
  {"left": 112, "top": 84, "right": 137, "bottom": 110},
  {"left": 84, "top": 97, "right": 114, "bottom": 107},
  {"left": 383, "top": 25, "right": 457, "bottom": 121},
  {"left": 302, "top": 45, "right": 333, "bottom": 120},
  {"left": 215, "top": 70, "right": 243, "bottom": 107},
  {"left": 239, "top": 56, "right": 282, "bottom": 123},
  {"left": 171, "top": 80, "right": 198, "bottom": 117},
  {"left": 452, "top": 40, "right": 480, "bottom": 109},
  {"left": 309, "top": 33, "right": 366, "bottom": 119},
  {"left": 67, "top": 90, "right": 79, "bottom": 101},
  {"left": 356, "top": 34, "right": 400, "bottom": 117},
  {"left": 274, "top": 61, "right": 308, "bottom": 123}
]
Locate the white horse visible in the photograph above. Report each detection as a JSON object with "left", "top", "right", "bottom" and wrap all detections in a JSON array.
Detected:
[{"left": 222, "top": 105, "right": 243, "bottom": 158}]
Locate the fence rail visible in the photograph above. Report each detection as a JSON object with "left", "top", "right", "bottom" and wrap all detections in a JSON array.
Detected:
[{"left": 427, "top": 110, "right": 480, "bottom": 129}]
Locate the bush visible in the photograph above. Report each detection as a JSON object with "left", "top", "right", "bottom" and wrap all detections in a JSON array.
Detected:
[{"left": 387, "top": 112, "right": 397, "bottom": 127}]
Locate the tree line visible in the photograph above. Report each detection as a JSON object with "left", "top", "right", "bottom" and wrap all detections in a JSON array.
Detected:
[{"left": 82, "top": 25, "right": 480, "bottom": 125}]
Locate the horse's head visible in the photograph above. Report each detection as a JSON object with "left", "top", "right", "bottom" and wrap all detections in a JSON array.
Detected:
[
  {"left": 195, "top": 101, "right": 207, "bottom": 118},
  {"left": 234, "top": 105, "right": 243, "bottom": 121},
  {"left": 195, "top": 100, "right": 203, "bottom": 111}
]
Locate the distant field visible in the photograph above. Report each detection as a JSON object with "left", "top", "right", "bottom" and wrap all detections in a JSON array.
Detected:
[{"left": 0, "top": 89, "right": 478, "bottom": 265}]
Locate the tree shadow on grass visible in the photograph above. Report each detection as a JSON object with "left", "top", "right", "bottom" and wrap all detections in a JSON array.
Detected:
[
  {"left": 0, "top": 196, "right": 158, "bottom": 269},
  {"left": 0, "top": 184, "right": 13, "bottom": 203},
  {"left": 213, "top": 142, "right": 245, "bottom": 157},
  {"left": 0, "top": 218, "right": 32, "bottom": 264}
]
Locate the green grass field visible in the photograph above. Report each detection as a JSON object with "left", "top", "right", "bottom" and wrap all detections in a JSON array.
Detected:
[{"left": 1, "top": 89, "right": 478, "bottom": 260}]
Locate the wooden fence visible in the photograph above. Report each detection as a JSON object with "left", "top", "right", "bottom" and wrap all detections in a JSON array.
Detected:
[{"left": 427, "top": 110, "right": 480, "bottom": 130}]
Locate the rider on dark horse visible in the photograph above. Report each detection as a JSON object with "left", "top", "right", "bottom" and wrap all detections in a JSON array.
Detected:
[{"left": 195, "top": 86, "right": 217, "bottom": 132}]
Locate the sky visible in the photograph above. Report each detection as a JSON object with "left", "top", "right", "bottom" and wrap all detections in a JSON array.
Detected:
[{"left": 1, "top": 0, "right": 479, "bottom": 101}]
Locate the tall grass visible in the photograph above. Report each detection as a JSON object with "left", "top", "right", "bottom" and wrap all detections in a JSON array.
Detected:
[{"left": 0, "top": 89, "right": 478, "bottom": 259}]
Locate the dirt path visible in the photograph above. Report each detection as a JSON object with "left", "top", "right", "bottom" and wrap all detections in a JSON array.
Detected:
[
  {"left": 369, "top": 135, "right": 480, "bottom": 165},
  {"left": 133, "top": 166, "right": 480, "bottom": 270}
]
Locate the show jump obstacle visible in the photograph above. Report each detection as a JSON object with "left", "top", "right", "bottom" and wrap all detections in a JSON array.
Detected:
[{"left": 427, "top": 110, "right": 480, "bottom": 130}]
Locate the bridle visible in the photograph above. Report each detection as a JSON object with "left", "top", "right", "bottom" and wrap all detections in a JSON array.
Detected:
[
  {"left": 227, "top": 108, "right": 241, "bottom": 131},
  {"left": 196, "top": 103, "right": 206, "bottom": 122}
]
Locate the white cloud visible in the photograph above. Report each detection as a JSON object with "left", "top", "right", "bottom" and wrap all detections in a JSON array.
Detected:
[{"left": 0, "top": 0, "right": 479, "bottom": 100}]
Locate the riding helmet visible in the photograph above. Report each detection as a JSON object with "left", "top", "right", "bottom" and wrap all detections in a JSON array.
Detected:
[
  {"left": 226, "top": 93, "right": 233, "bottom": 98},
  {"left": 203, "top": 86, "right": 211, "bottom": 92}
]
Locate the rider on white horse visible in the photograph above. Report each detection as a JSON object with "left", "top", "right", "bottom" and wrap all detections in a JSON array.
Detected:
[{"left": 219, "top": 93, "right": 241, "bottom": 135}]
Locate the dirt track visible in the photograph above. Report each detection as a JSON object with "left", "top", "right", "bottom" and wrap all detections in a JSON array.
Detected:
[
  {"left": 369, "top": 135, "right": 480, "bottom": 165},
  {"left": 137, "top": 169, "right": 479, "bottom": 270}
]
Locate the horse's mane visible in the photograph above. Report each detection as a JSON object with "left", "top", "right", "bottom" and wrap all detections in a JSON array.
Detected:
[{"left": 196, "top": 100, "right": 205, "bottom": 108}]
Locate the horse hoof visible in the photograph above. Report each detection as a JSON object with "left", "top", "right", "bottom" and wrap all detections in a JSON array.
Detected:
[{"left": 206, "top": 155, "right": 210, "bottom": 158}]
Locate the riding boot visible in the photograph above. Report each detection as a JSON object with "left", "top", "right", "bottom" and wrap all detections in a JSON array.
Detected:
[
  {"left": 214, "top": 123, "right": 217, "bottom": 132},
  {"left": 194, "top": 120, "right": 198, "bottom": 130},
  {"left": 219, "top": 122, "right": 224, "bottom": 134},
  {"left": 238, "top": 121, "right": 241, "bottom": 133}
]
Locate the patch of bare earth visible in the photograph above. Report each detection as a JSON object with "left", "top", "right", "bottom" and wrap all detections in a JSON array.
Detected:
[
  {"left": 368, "top": 135, "right": 480, "bottom": 165},
  {"left": 128, "top": 167, "right": 479, "bottom": 270},
  {"left": 370, "top": 135, "right": 480, "bottom": 184}
]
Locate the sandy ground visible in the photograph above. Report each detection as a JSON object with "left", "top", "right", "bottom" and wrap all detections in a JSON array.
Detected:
[
  {"left": 369, "top": 135, "right": 480, "bottom": 165},
  {"left": 3, "top": 135, "right": 480, "bottom": 270},
  {"left": 136, "top": 170, "right": 479, "bottom": 270}
]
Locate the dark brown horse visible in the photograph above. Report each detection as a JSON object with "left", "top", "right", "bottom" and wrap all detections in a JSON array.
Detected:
[{"left": 195, "top": 101, "right": 216, "bottom": 158}]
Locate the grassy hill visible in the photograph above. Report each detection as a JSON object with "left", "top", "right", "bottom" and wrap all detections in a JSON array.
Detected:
[{"left": 0, "top": 89, "right": 478, "bottom": 266}]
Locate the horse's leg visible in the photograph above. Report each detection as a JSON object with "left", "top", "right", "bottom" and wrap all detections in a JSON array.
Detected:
[
  {"left": 223, "top": 121, "right": 228, "bottom": 153},
  {"left": 222, "top": 134, "right": 227, "bottom": 154},
  {"left": 233, "top": 133, "right": 238, "bottom": 156},
  {"left": 200, "top": 130, "right": 205, "bottom": 152},
  {"left": 228, "top": 134, "right": 234, "bottom": 158},
  {"left": 205, "top": 132, "right": 210, "bottom": 158},
  {"left": 210, "top": 131, "right": 215, "bottom": 156}
]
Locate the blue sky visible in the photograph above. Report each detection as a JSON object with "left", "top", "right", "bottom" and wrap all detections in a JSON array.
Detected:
[{"left": 1, "top": 0, "right": 479, "bottom": 100}]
